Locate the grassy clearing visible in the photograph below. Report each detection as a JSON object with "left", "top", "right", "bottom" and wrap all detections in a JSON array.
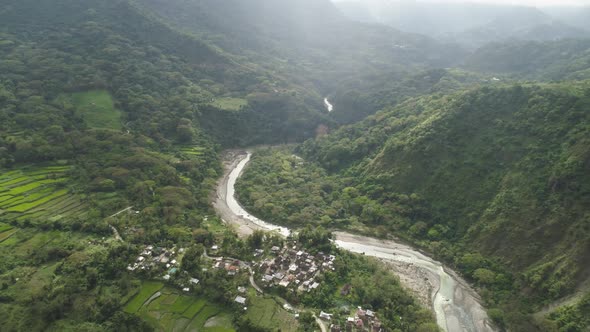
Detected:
[
  {"left": 180, "top": 146, "right": 207, "bottom": 156},
  {"left": 124, "top": 281, "right": 164, "bottom": 313},
  {"left": 67, "top": 90, "right": 122, "bottom": 130},
  {"left": 209, "top": 97, "right": 248, "bottom": 111}
]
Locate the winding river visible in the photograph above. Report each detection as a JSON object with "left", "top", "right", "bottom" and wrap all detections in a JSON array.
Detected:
[{"left": 213, "top": 151, "right": 496, "bottom": 332}]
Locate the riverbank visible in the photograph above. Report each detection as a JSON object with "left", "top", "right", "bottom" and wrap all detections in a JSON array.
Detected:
[{"left": 213, "top": 149, "right": 496, "bottom": 332}]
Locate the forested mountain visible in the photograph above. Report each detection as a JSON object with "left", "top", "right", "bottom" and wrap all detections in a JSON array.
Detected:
[
  {"left": 136, "top": 0, "right": 466, "bottom": 93},
  {"left": 462, "top": 39, "right": 590, "bottom": 80},
  {"left": 334, "top": 0, "right": 587, "bottom": 47},
  {"left": 238, "top": 82, "right": 590, "bottom": 331}
]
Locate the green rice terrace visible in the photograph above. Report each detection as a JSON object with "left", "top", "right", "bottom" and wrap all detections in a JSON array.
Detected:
[
  {"left": 124, "top": 281, "right": 236, "bottom": 332},
  {"left": 0, "top": 165, "right": 86, "bottom": 226}
]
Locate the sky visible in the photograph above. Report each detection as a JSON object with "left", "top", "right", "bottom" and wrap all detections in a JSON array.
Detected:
[{"left": 331, "top": 0, "right": 590, "bottom": 7}]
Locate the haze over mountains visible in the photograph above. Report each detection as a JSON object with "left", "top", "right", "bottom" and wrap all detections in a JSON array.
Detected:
[{"left": 335, "top": 0, "right": 590, "bottom": 46}]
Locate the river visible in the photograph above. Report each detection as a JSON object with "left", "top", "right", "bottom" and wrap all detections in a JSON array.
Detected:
[
  {"left": 213, "top": 150, "right": 496, "bottom": 332},
  {"left": 324, "top": 97, "right": 334, "bottom": 112}
]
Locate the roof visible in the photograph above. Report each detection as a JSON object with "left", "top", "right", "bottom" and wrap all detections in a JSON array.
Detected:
[
  {"left": 234, "top": 296, "right": 247, "bottom": 304},
  {"left": 190, "top": 278, "right": 200, "bottom": 284},
  {"left": 319, "top": 311, "right": 332, "bottom": 320}
]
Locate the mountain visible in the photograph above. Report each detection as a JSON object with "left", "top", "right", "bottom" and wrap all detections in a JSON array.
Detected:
[
  {"left": 464, "top": 39, "right": 590, "bottom": 80},
  {"left": 136, "top": 0, "right": 467, "bottom": 92},
  {"left": 334, "top": 0, "right": 588, "bottom": 47},
  {"left": 543, "top": 6, "right": 590, "bottom": 31},
  {"left": 292, "top": 82, "right": 590, "bottom": 330}
]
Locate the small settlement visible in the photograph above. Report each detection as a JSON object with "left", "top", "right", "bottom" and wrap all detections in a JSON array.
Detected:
[
  {"left": 335, "top": 307, "right": 383, "bottom": 332},
  {"left": 127, "top": 245, "right": 200, "bottom": 291},
  {"left": 254, "top": 241, "right": 336, "bottom": 293},
  {"left": 126, "top": 240, "right": 383, "bottom": 331}
]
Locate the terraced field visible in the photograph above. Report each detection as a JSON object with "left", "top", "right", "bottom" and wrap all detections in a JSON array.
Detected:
[
  {"left": 124, "top": 283, "right": 235, "bottom": 332},
  {"left": 0, "top": 165, "right": 86, "bottom": 224},
  {"left": 180, "top": 146, "right": 207, "bottom": 157}
]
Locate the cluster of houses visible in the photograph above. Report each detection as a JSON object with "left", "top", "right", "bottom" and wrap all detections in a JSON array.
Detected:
[
  {"left": 328, "top": 307, "right": 383, "bottom": 332},
  {"left": 211, "top": 256, "right": 243, "bottom": 276},
  {"left": 127, "top": 245, "right": 181, "bottom": 273},
  {"left": 255, "top": 243, "right": 336, "bottom": 293},
  {"left": 126, "top": 245, "right": 200, "bottom": 292}
]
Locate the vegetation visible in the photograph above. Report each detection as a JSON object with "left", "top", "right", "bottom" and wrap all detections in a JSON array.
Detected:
[
  {"left": 125, "top": 284, "right": 235, "bottom": 332},
  {"left": 1, "top": 0, "right": 589, "bottom": 331},
  {"left": 237, "top": 82, "right": 590, "bottom": 330},
  {"left": 65, "top": 90, "right": 122, "bottom": 130}
]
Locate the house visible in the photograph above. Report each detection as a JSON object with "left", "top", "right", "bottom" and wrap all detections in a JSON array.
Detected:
[
  {"left": 182, "top": 287, "right": 190, "bottom": 292},
  {"left": 279, "top": 280, "right": 290, "bottom": 287},
  {"left": 319, "top": 311, "right": 332, "bottom": 320},
  {"left": 237, "top": 286, "right": 246, "bottom": 293},
  {"left": 356, "top": 308, "right": 366, "bottom": 319},
  {"left": 211, "top": 245, "right": 219, "bottom": 251},
  {"left": 234, "top": 296, "right": 247, "bottom": 305},
  {"left": 366, "top": 309, "right": 375, "bottom": 318},
  {"left": 271, "top": 246, "right": 280, "bottom": 252},
  {"left": 355, "top": 318, "right": 364, "bottom": 329},
  {"left": 227, "top": 266, "right": 238, "bottom": 276},
  {"left": 190, "top": 278, "right": 200, "bottom": 285},
  {"left": 273, "top": 272, "right": 284, "bottom": 280},
  {"left": 263, "top": 275, "right": 274, "bottom": 283}
]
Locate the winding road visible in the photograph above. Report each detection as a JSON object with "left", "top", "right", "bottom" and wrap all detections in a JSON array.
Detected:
[{"left": 213, "top": 150, "right": 496, "bottom": 332}]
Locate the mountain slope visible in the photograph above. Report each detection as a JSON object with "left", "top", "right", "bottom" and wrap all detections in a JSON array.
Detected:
[
  {"left": 335, "top": 0, "right": 587, "bottom": 47},
  {"left": 239, "top": 82, "right": 590, "bottom": 330},
  {"left": 136, "top": 0, "right": 467, "bottom": 92},
  {"left": 464, "top": 39, "right": 590, "bottom": 80}
]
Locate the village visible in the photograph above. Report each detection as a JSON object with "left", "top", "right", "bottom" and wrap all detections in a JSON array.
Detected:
[{"left": 126, "top": 239, "right": 383, "bottom": 332}]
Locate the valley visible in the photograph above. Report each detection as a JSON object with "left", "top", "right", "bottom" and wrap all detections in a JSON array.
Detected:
[
  {"left": 0, "top": 0, "right": 589, "bottom": 331},
  {"left": 215, "top": 150, "right": 495, "bottom": 332}
]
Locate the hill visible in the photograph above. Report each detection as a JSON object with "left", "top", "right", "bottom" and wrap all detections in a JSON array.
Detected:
[
  {"left": 136, "top": 0, "right": 467, "bottom": 93},
  {"left": 463, "top": 39, "right": 590, "bottom": 80},
  {"left": 237, "top": 82, "right": 590, "bottom": 331},
  {"left": 335, "top": 0, "right": 587, "bottom": 48}
]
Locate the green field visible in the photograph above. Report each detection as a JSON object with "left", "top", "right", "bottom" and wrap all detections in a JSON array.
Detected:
[
  {"left": 67, "top": 90, "right": 122, "bottom": 130},
  {"left": 245, "top": 296, "right": 298, "bottom": 332},
  {"left": 209, "top": 97, "right": 248, "bottom": 111},
  {"left": 125, "top": 284, "right": 235, "bottom": 332},
  {"left": 123, "top": 281, "right": 164, "bottom": 313},
  {"left": 180, "top": 146, "right": 207, "bottom": 157},
  {"left": 0, "top": 165, "right": 86, "bottom": 224}
]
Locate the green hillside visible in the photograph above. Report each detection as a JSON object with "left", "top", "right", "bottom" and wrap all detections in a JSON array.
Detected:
[{"left": 238, "top": 82, "right": 590, "bottom": 330}]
